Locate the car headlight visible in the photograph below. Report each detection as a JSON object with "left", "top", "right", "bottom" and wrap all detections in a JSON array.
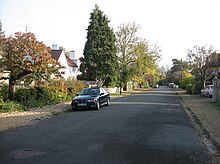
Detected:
[{"left": 72, "top": 100, "right": 78, "bottom": 103}]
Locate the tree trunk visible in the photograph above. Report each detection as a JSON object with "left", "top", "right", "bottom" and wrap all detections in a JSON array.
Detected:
[{"left": 8, "top": 78, "right": 16, "bottom": 101}]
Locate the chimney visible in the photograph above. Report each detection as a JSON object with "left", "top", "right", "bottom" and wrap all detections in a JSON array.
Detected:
[
  {"left": 69, "top": 50, "right": 75, "bottom": 60},
  {"left": 52, "top": 44, "right": 58, "bottom": 50}
]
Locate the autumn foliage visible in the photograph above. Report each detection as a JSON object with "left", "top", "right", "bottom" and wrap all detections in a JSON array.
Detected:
[{"left": 0, "top": 32, "right": 62, "bottom": 100}]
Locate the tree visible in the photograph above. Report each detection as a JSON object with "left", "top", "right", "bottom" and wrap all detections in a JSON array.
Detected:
[
  {"left": 158, "top": 64, "right": 169, "bottom": 79},
  {"left": 178, "top": 71, "right": 193, "bottom": 89},
  {"left": 131, "top": 39, "right": 160, "bottom": 86},
  {"left": 166, "top": 58, "right": 189, "bottom": 84},
  {"left": 78, "top": 5, "right": 118, "bottom": 87},
  {"left": 115, "top": 22, "right": 140, "bottom": 86},
  {"left": 187, "top": 45, "right": 216, "bottom": 88},
  {"left": 115, "top": 23, "right": 161, "bottom": 87},
  {"left": 171, "top": 58, "right": 188, "bottom": 73},
  {"left": 0, "top": 32, "right": 62, "bottom": 100},
  {"left": 0, "top": 19, "right": 4, "bottom": 36}
]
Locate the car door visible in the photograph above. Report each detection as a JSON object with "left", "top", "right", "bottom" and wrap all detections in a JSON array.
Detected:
[
  {"left": 98, "top": 88, "right": 104, "bottom": 104},
  {"left": 102, "top": 88, "right": 109, "bottom": 103},
  {"left": 99, "top": 88, "right": 108, "bottom": 104},
  {"left": 204, "top": 86, "right": 209, "bottom": 94}
]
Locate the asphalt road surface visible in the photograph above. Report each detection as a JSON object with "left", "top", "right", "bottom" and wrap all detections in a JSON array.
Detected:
[{"left": 0, "top": 87, "right": 212, "bottom": 164}]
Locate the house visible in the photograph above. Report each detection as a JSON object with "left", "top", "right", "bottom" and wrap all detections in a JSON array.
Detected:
[
  {"left": 0, "top": 45, "right": 79, "bottom": 86},
  {"left": 50, "top": 49, "right": 78, "bottom": 80}
]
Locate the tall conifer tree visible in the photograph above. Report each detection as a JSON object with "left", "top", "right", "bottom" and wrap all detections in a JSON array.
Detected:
[
  {"left": 0, "top": 19, "right": 4, "bottom": 36},
  {"left": 78, "top": 5, "right": 118, "bottom": 87}
]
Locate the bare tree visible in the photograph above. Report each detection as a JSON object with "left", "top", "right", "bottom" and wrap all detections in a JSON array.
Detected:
[
  {"left": 187, "top": 45, "right": 216, "bottom": 88},
  {"left": 115, "top": 22, "right": 140, "bottom": 85}
]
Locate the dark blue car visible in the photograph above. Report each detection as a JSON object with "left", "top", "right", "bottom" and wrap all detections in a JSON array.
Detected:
[{"left": 71, "top": 87, "right": 110, "bottom": 110}]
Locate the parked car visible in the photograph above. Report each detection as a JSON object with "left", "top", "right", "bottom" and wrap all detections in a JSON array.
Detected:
[
  {"left": 168, "top": 83, "right": 175, "bottom": 88},
  {"left": 153, "top": 84, "right": 159, "bottom": 88},
  {"left": 173, "top": 84, "right": 179, "bottom": 89},
  {"left": 201, "top": 85, "right": 213, "bottom": 98},
  {"left": 167, "top": 83, "right": 179, "bottom": 89},
  {"left": 71, "top": 87, "right": 110, "bottom": 110}
]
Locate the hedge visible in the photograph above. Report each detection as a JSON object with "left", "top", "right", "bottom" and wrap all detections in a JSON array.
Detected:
[{"left": 0, "top": 80, "right": 85, "bottom": 112}]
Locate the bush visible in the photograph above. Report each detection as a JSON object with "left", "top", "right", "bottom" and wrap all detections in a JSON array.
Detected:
[
  {"left": 14, "top": 86, "right": 58, "bottom": 108},
  {"left": 0, "top": 101, "right": 25, "bottom": 113},
  {"left": 0, "top": 95, "right": 3, "bottom": 103},
  {"left": 0, "top": 80, "right": 85, "bottom": 112},
  {"left": 13, "top": 80, "right": 85, "bottom": 109},
  {"left": 193, "top": 81, "right": 203, "bottom": 94},
  {"left": 186, "top": 84, "right": 193, "bottom": 94},
  {"left": 66, "top": 87, "right": 77, "bottom": 101},
  {"left": 186, "top": 82, "right": 202, "bottom": 94},
  {"left": 0, "top": 84, "right": 9, "bottom": 102},
  {"left": 63, "top": 80, "right": 85, "bottom": 93},
  {"left": 179, "top": 77, "right": 194, "bottom": 89},
  {"left": 46, "top": 86, "right": 68, "bottom": 103},
  {"left": 179, "top": 71, "right": 193, "bottom": 89}
]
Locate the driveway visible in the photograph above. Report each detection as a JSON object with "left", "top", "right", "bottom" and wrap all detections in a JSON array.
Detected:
[{"left": 0, "top": 87, "right": 213, "bottom": 163}]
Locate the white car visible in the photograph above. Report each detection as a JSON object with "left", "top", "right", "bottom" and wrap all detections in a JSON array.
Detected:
[
  {"left": 201, "top": 85, "right": 213, "bottom": 98},
  {"left": 153, "top": 84, "right": 159, "bottom": 88}
]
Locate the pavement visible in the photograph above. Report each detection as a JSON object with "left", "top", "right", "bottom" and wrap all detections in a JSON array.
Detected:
[{"left": 176, "top": 89, "right": 220, "bottom": 161}]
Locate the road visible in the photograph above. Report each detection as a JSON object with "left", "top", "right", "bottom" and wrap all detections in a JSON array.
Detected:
[{"left": 0, "top": 87, "right": 212, "bottom": 164}]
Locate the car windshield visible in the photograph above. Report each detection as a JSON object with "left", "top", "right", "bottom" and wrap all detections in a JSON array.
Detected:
[{"left": 79, "top": 88, "right": 99, "bottom": 96}]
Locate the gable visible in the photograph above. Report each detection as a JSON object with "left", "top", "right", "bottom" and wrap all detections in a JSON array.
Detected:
[
  {"left": 50, "top": 50, "right": 78, "bottom": 68},
  {"left": 50, "top": 50, "right": 62, "bottom": 61},
  {"left": 65, "top": 55, "right": 78, "bottom": 67}
]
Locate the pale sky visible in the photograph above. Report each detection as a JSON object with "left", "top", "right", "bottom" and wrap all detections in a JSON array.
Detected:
[{"left": 1, "top": 0, "right": 220, "bottom": 67}]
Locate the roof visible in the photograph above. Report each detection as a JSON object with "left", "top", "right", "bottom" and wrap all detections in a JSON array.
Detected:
[
  {"left": 206, "top": 71, "right": 220, "bottom": 81},
  {"left": 50, "top": 50, "right": 62, "bottom": 61},
  {"left": 65, "top": 55, "right": 78, "bottom": 67},
  {"left": 50, "top": 50, "right": 78, "bottom": 67}
]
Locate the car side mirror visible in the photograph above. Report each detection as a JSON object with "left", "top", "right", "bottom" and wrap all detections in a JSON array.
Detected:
[
  {"left": 100, "top": 93, "right": 104, "bottom": 96},
  {"left": 76, "top": 94, "right": 79, "bottom": 96}
]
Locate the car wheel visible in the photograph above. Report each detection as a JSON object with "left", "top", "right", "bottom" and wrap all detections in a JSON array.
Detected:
[
  {"left": 96, "top": 101, "right": 100, "bottom": 110},
  {"left": 207, "top": 93, "right": 211, "bottom": 98},
  {"left": 106, "top": 98, "right": 110, "bottom": 106}
]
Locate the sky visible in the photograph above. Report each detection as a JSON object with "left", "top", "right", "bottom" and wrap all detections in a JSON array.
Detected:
[{"left": 1, "top": 0, "right": 220, "bottom": 67}]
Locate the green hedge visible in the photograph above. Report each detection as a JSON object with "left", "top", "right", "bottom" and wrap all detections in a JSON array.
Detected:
[
  {"left": 0, "top": 101, "right": 25, "bottom": 113},
  {"left": 186, "top": 82, "right": 202, "bottom": 94},
  {"left": 186, "top": 84, "right": 193, "bottom": 94},
  {"left": 0, "top": 80, "right": 85, "bottom": 112},
  {"left": 0, "top": 84, "right": 8, "bottom": 102},
  {"left": 13, "top": 85, "right": 79, "bottom": 109}
]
